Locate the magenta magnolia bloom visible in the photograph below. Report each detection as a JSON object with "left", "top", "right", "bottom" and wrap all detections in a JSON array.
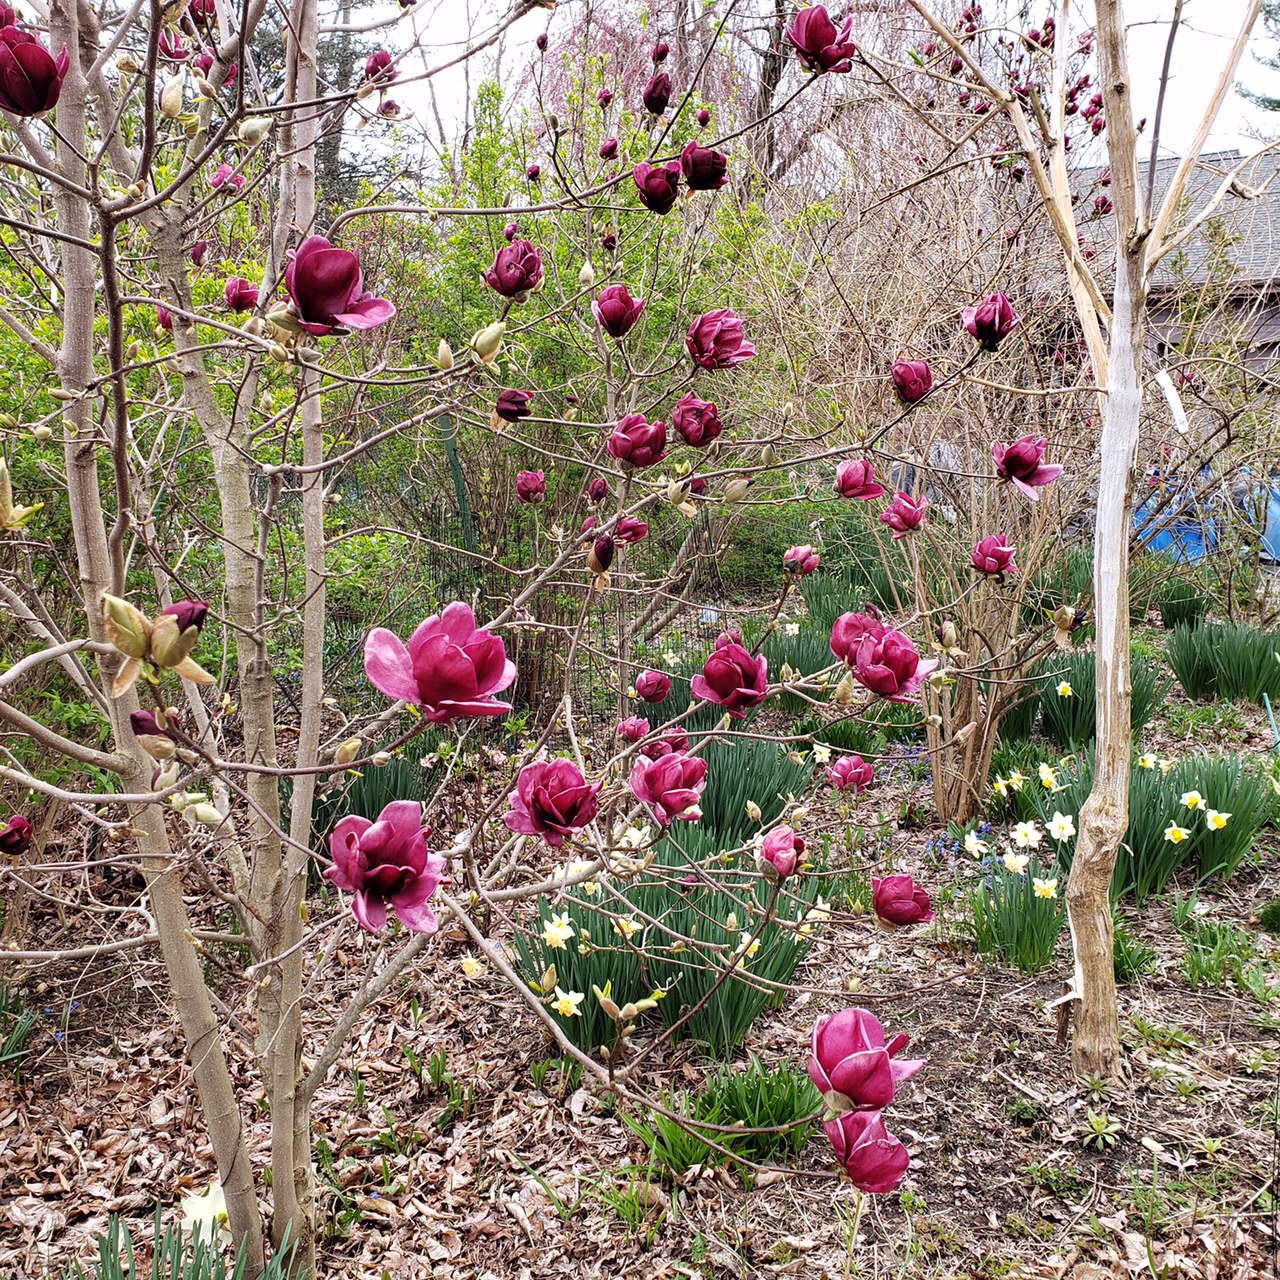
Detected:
[
  {"left": 159, "top": 29, "right": 190, "bottom": 60},
  {"left": 963, "top": 290, "right": 1021, "bottom": 350},
  {"left": 786, "top": 5, "right": 856, "bottom": 74},
  {"left": 188, "top": 0, "right": 216, "bottom": 24},
  {"left": 515, "top": 469, "right": 546, "bottom": 504},
  {"left": 808, "top": 1007, "right": 925, "bottom": 1110},
  {"left": 0, "top": 814, "right": 33, "bottom": 856},
  {"left": 651, "top": 40, "right": 670, "bottom": 63},
  {"left": 363, "top": 603, "right": 516, "bottom": 723},
  {"left": 597, "top": 88, "right": 614, "bottom": 108},
  {"left": 784, "top": 544, "right": 820, "bottom": 577},
  {"left": 503, "top": 759, "right": 602, "bottom": 846},
  {"left": 495, "top": 388, "right": 534, "bottom": 423},
  {"left": 194, "top": 50, "right": 237, "bottom": 85},
  {"left": 872, "top": 874, "right": 935, "bottom": 925},
  {"left": 209, "top": 163, "right": 245, "bottom": 192},
  {"left": 615, "top": 515, "right": 649, "bottom": 543},
  {"left": 879, "top": 492, "right": 928, "bottom": 539},
  {"left": 826, "top": 754, "right": 874, "bottom": 792},
  {"left": 853, "top": 629, "right": 938, "bottom": 702},
  {"left": 593, "top": 284, "right": 645, "bottom": 339},
  {"left": 130, "top": 709, "right": 178, "bottom": 761},
  {"left": 607, "top": 413, "right": 667, "bottom": 468},
  {"left": 672, "top": 393, "right": 722, "bottom": 447},
  {"left": 634, "top": 669, "right": 672, "bottom": 703},
  {"left": 830, "top": 609, "right": 885, "bottom": 663},
  {"left": 224, "top": 277, "right": 258, "bottom": 312},
  {"left": 285, "top": 235, "right": 396, "bottom": 336},
  {"left": 641, "top": 728, "right": 689, "bottom": 760},
  {"left": 588, "top": 477, "right": 610, "bottom": 503},
  {"left": 686, "top": 309, "right": 756, "bottom": 369},
  {"left": 641, "top": 71, "right": 672, "bottom": 115},
  {"left": 891, "top": 359, "right": 933, "bottom": 404},
  {"left": 364, "top": 50, "right": 396, "bottom": 83},
  {"left": 617, "top": 715, "right": 649, "bottom": 741},
  {"left": 971, "top": 534, "right": 1018, "bottom": 576},
  {"left": 0, "top": 27, "right": 69, "bottom": 115},
  {"left": 834, "top": 459, "right": 885, "bottom": 501},
  {"left": 599, "top": 137, "right": 619, "bottom": 161},
  {"left": 691, "top": 633, "right": 768, "bottom": 718},
  {"left": 326, "top": 801, "right": 445, "bottom": 934},
  {"left": 485, "top": 238, "right": 544, "bottom": 302},
  {"left": 190, "top": 241, "right": 208, "bottom": 266},
  {"left": 680, "top": 141, "right": 728, "bottom": 191},
  {"left": 824, "top": 1110, "right": 911, "bottom": 1194},
  {"left": 633, "top": 161, "right": 681, "bottom": 214},
  {"left": 992, "top": 435, "right": 1063, "bottom": 502},
  {"left": 629, "top": 752, "right": 708, "bottom": 825},
  {"left": 156, "top": 306, "right": 173, "bottom": 333},
  {"left": 760, "top": 824, "right": 804, "bottom": 880}
]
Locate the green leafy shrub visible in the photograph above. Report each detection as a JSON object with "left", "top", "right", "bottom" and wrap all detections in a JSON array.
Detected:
[
  {"left": 513, "top": 831, "right": 824, "bottom": 1057},
  {"left": 964, "top": 855, "right": 1066, "bottom": 973},
  {"left": 1157, "top": 580, "right": 1209, "bottom": 629},
  {"left": 1033, "top": 650, "right": 1168, "bottom": 749},
  {"left": 1166, "top": 622, "right": 1280, "bottom": 703},
  {"left": 623, "top": 1056, "right": 819, "bottom": 1177}
]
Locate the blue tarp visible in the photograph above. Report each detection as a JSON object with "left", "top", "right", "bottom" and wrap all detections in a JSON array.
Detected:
[{"left": 1134, "top": 471, "right": 1280, "bottom": 562}]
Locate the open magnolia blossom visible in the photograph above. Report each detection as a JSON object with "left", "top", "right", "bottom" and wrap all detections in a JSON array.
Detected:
[
  {"left": 809, "top": 1007, "right": 925, "bottom": 1112},
  {"left": 283, "top": 235, "right": 396, "bottom": 336}
]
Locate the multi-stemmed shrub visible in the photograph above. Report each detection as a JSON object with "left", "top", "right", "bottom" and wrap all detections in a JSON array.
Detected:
[{"left": 1166, "top": 622, "right": 1280, "bottom": 703}]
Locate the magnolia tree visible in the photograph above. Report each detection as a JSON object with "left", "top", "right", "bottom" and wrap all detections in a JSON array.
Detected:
[{"left": 0, "top": 0, "right": 1266, "bottom": 1272}]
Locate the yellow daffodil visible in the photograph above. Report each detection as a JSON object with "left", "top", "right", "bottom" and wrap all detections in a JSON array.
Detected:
[
  {"left": 1012, "top": 821, "right": 1043, "bottom": 850},
  {"left": 1048, "top": 811, "right": 1076, "bottom": 841},
  {"left": 1007, "top": 770, "right": 1026, "bottom": 792},
  {"left": 552, "top": 987, "right": 584, "bottom": 1018},
  {"left": 1180, "top": 790, "right": 1204, "bottom": 811},
  {"left": 1038, "top": 762, "right": 1058, "bottom": 789},
  {"left": 1204, "top": 809, "right": 1231, "bottom": 830},
  {"left": 1137, "top": 753, "right": 1156, "bottom": 770},
  {"left": 736, "top": 931, "right": 761, "bottom": 959},
  {"left": 1057, "top": 681, "right": 1073, "bottom": 697},
  {"left": 1033, "top": 877, "right": 1058, "bottom": 899},
  {"left": 613, "top": 915, "right": 641, "bottom": 941},
  {"left": 542, "top": 912, "right": 575, "bottom": 950},
  {"left": 1003, "top": 851, "right": 1030, "bottom": 875},
  {"left": 812, "top": 742, "right": 832, "bottom": 764},
  {"left": 964, "top": 831, "right": 988, "bottom": 856},
  {"left": 1158, "top": 758, "right": 1175, "bottom": 774},
  {"left": 460, "top": 955, "right": 485, "bottom": 978},
  {"left": 1163, "top": 823, "right": 1190, "bottom": 844},
  {"left": 992, "top": 777, "right": 1009, "bottom": 798}
]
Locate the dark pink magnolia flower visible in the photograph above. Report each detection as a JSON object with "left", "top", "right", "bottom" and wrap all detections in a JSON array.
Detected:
[
  {"left": 515, "top": 469, "right": 546, "bottom": 504},
  {"left": 962, "top": 290, "right": 1021, "bottom": 350},
  {"left": 830, "top": 609, "right": 885, "bottom": 663},
  {"left": 872, "top": 874, "right": 935, "bottom": 925},
  {"left": 680, "top": 141, "right": 728, "bottom": 191},
  {"left": 697, "top": 107, "right": 711, "bottom": 126},
  {"left": 194, "top": 50, "right": 237, "bottom": 85},
  {"left": 691, "top": 634, "right": 768, "bottom": 718},
  {"left": 634, "top": 669, "right": 672, "bottom": 703},
  {"left": 0, "top": 814, "right": 33, "bottom": 856},
  {"left": 224, "top": 277, "right": 258, "bottom": 312},
  {"left": 364, "top": 50, "right": 396, "bottom": 83},
  {"left": 592, "top": 284, "right": 645, "bottom": 339},
  {"left": 808, "top": 1007, "right": 925, "bottom": 1110},
  {"left": 601, "top": 231, "right": 617, "bottom": 251},
  {"left": 364, "top": 603, "right": 516, "bottom": 723},
  {"left": 129, "top": 710, "right": 178, "bottom": 761},
  {"left": 879, "top": 492, "right": 928, "bottom": 539},
  {"left": 597, "top": 87, "right": 614, "bottom": 108},
  {"left": 760, "top": 824, "right": 805, "bottom": 880},
  {"left": 834, "top": 459, "right": 886, "bottom": 501},
  {"left": 687, "top": 475, "right": 708, "bottom": 495},
  {"left": 503, "top": 759, "right": 602, "bottom": 847},
  {"left": 784, "top": 544, "right": 820, "bottom": 577},
  {"left": 0, "top": 27, "right": 68, "bottom": 115},
  {"left": 617, "top": 715, "right": 650, "bottom": 741},
  {"left": 826, "top": 754, "right": 874, "bottom": 792},
  {"left": 853, "top": 629, "right": 938, "bottom": 702},
  {"left": 526, "top": 163, "right": 541, "bottom": 181},
  {"left": 640, "top": 728, "right": 689, "bottom": 760},
  {"left": 651, "top": 40, "right": 670, "bottom": 63},
  {"left": 156, "top": 306, "right": 173, "bottom": 333},
  {"left": 891, "top": 359, "right": 933, "bottom": 404},
  {"left": 588, "top": 477, "right": 610, "bottom": 503},
  {"left": 641, "top": 71, "right": 672, "bottom": 114},
  {"left": 503, "top": 221, "right": 519, "bottom": 241},
  {"left": 991, "top": 435, "right": 1063, "bottom": 502},
  {"left": 495, "top": 388, "right": 534, "bottom": 423},
  {"left": 378, "top": 100, "right": 401, "bottom": 119},
  {"left": 209, "top": 163, "right": 245, "bottom": 193},
  {"left": 599, "top": 137, "right": 619, "bottom": 161},
  {"left": 588, "top": 535, "right": 614, "bottom": 575},
  {"left": 188, "top": 0, "right": 217, "bottom": 25},
  {"left": 686, "top": 309, "right": 756, "bottom": 369},
  {"left": 615, "top": 515, "right": 649, "bottom": 544},
  {"left": 285, "top": 235, "right": 396, "bottom": 336},
  {"left": 824, "top": 1110, "right": 911, "bottom": 1194},
  {"left": 326, "top": 801, "right": 445, "bottom": 934},
  {"left": 672, "top": 392, "right": 722, "bottom": 446},
  {"left": 607, "top": 413, "right": 667, "bottom": 468},
  {"left": 786, "top": 5, "right": 857, "bottom": 73},
  {"left": 629, "top": 752, "right": 708, "bottom": 825},
  {"left": 159, "top": 29, "right": 190, "bottom": 60},
  {"left": 190, "top": 241, "right": 209, "bottom": 266},
  {"left": 485, "top": 238, "right": 544, "bottom": 302},
  {"left": 971, "top": 534, "right": 1017, "bottom": 577},
  {"left": 633, "top": 161, "right": 681, "bottom": 214},
  {"left": 535, "top": 32, "right": 548, "bottom": 52}
]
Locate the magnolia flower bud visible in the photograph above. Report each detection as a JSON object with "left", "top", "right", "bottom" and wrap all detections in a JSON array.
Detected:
[
  {"left": 188, "top": 802, "right": 225, "bottom": 827},
  {"left": 243, "top": 316, "right": 264, "bottom": 336},
  {"left": 238, "top": 116, "right": 272, "bottom": 145},
  {"left": 578, "top": 261, "right": 596, "bottom": 289},
  {"left": 745, "top": 800, "right": 762, "bottom": 822},
  {"left": 592, "top": 984, "right": 621, "bottom": 1019},
  {"left": 723, "top": 475, "right": 753, "bottom": 503},
  {"left": 151, "top": 760, "right": 182, "bottom": 791},
  {"left": 32, "top": 425, "right": 52, "bottom": 440},
  {"left": 539, "top": 964, "right": 558, "bottom": 994},
  {"left": 470, "top": 320, "right": 505, "bottom": 364},
  {"left": 102, "top": 594, "right": 150, "bottom": 659},
  {"left": 436, "top": 338, "right": 454, "bottom": 370},
  {"left": 268, "top": 342, "right": 290, "bottom": 363},
  {"left": 831, "top": 669, "right": 857, "bottom": 707},
  {"left": 116, "top": 54, "right": 141, "bottom": 74},
  {"left": 334, "top": 738, "right": 362, "bottom": 766},
  {"left": 372, "top": 751, "right": 393, "bottom": 766},
  {"left": 724, "top": 912, "right": 738, "bottom": 933},
  {"left": 159, "top": 74, "right": 184, "bottom": 117},
  {"left": 935, "top": 618, "right": 959, "bottom": 651},
  {"left": 194, "top": 76, "right": 216, "bottom": 98}
]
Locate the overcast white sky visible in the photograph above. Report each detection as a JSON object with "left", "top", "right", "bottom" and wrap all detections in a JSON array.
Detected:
[{"left": 397, "top": 0, "right": 1280, "bottom": 158}]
